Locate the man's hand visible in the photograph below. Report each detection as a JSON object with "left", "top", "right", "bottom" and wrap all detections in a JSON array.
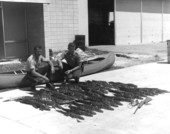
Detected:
[
  {"left": 65, "top": 70, "right": 72, "bottom": 75},
  {"left": 51, "top": 67, "right": 55, "bottom": 74},
  {"left": 59, "top": 64, "right": 63, "bottom": 70},
  {"left": 58, "top": 59, "right": 63, "bottom": 70},
  {"left": 43, "top": 76, "right": 50, "bottom": 82}
]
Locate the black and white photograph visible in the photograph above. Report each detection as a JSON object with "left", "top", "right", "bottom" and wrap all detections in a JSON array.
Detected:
[{"left": 0, "top": 0, "right": 170, "bottom": 134}]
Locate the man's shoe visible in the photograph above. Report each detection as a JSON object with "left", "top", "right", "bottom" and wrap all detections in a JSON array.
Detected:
[
  {"left": 46, "top": 83, "right": 54, "bottom": 89},
  {"left": 74, "top": 78, "right": 79, "bottom": 83},
  {"left": 31, "top": 85, "right": 36, "bottom": 91},
  {"left": 63, "top": 77, "right": 70, "bottom": 84}
]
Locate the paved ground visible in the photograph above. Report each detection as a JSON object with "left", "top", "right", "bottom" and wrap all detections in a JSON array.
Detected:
[{"left": 0, "top": 43, "right": 170, "bottom": 134}]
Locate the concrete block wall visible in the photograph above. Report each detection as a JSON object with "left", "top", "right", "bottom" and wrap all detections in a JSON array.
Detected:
[{"left": 43, "top": 0, "right": 79, "bottom": 57}]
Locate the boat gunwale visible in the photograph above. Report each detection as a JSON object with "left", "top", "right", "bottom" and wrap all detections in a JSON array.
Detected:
[{"left": 0, "top": 73, "right": 26, "bottom": 76}]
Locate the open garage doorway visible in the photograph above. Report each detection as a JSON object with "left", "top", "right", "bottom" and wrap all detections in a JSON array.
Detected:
[{"left": 88, "top": 0, "right": 115, "bottom": 46}]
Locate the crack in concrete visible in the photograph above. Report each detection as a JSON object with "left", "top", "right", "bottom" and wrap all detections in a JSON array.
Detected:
[{"left": 0, "top": 115, "right": 48, "bottom": 134}]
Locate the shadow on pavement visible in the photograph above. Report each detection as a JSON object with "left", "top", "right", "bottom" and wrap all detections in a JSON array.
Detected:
[
  {"left": 157, "top": 61, "right": 169, "bottom": 64},
  {"left": 8, "top": 80, "right": 169, "bottom": 121}
]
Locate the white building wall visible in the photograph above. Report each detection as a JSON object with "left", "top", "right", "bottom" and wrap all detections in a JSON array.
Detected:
[
  {"left": 115, "top": 0, "right": 141, "bottom": 45},
  {"left": 163, "top": 0, "right": 170, "bottom": 41},
  {"left": 116, "top": 12, "right": 141, "bottom": 45},
  {"left": 163, "top": 14, "right": 170, "bottom": 41},
  {"left": 142, "top": 0, "right": 162, "bottom": 43},
  {"left": 43, "top": 0, "right": 79, "bottom": 57},
  {"left": 115, "top": 0, "right": 170, "bottom": 45},
  {"left": 43, "top": 0, "right": 88, "bottom": 57},
  {"left": 142, "top": 13, "right": 162, "bottom": 43}
]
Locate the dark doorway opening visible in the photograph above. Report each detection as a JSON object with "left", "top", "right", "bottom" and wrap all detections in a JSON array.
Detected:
[
  {"left": 88, "top": 0, "right": 115, "bottom": 46},
  {"left": 0, "top": 2, "right": 45, "bottom": 59}
]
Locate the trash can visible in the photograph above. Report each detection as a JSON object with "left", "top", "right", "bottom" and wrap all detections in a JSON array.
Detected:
[
  {"left": 167, "top": 40, "right": 170, "bottom": 63},
  {"left": 75, "top": 35, "right": 85, "bottom": 51}
]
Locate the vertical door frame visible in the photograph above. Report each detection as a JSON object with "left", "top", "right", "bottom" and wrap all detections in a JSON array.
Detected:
[
  {"left": 140, "top": 0, "right": 143, "bottom": 43},
  {"left": 113, "top": 0, "right": 116, "bottom": 45},
  {"left": 161, "top": 0, "right": 164, "bottom": 41},
  {"left": 0, "top": 2, "right": 6, "bottom": 58}
]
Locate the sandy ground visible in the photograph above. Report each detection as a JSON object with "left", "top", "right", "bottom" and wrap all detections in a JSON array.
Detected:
[{"left": 0, "top": 43, "right": 169, "bottom": 134}]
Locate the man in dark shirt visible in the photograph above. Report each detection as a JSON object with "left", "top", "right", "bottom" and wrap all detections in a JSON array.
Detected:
[{"left": 58, "top": 42, "right": 83, "bottom": 83}]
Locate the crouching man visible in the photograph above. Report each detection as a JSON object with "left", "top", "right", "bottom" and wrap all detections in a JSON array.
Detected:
[
  {"left": 58, "top": 42, "right": 83, "bottom": 83},
  {"left": 25, "top": 45, "right": 55, "bottom": 90}
]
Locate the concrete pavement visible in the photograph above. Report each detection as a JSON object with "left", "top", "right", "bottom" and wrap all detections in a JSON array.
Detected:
[{"left": 0, "top": 60, "right": 170, "bottom": 134}]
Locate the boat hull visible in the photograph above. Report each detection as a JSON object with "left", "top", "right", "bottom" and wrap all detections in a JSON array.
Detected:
[
  {"left": 82, "top": 52, "right": 115, "bottom": 76},
  {"left": 0, "top": 74, "right": 26, "bottom": 89},
  {"left": 0, "top": 52, "right": 115, "bottom": 89}
]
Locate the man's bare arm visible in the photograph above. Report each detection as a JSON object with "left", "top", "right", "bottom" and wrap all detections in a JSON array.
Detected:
[
  {"left": 41, "top": 56, "right": 55, "bottom": 73},
  {"left": 31, "top": 69, "right": 49, "bottom": 82},
  {"left": 65, "top": 62, "right": 82, "bottom": 75}
]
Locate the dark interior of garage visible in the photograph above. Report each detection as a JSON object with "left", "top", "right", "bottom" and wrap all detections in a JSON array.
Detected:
[{"left": 88, "top": 0, "right": 115, "bottom": 46}]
